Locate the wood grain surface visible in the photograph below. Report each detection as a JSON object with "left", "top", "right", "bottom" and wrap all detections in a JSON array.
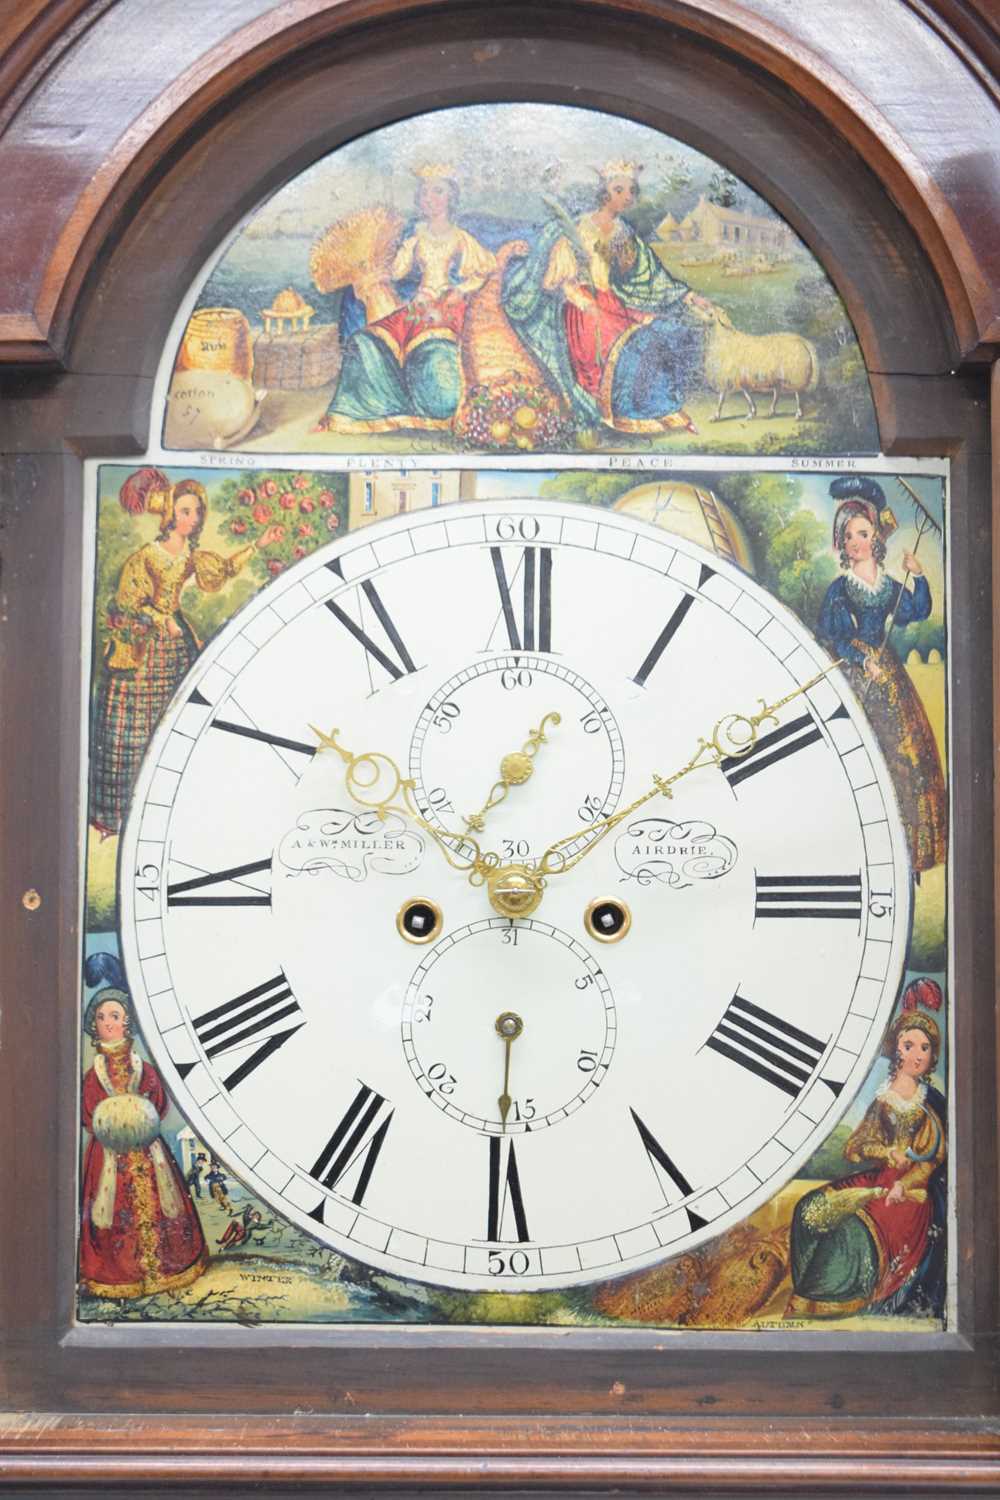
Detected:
[{"left": 0, "top": 2, "right": 996, "bottom": 1493}]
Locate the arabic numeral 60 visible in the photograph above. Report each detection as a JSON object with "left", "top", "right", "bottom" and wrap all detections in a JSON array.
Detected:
[{"left": 495, "top": 517, "right": 540, "bottom": 541}]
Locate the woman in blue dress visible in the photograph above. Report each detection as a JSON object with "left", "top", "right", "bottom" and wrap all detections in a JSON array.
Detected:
[{"left": 818, "top": 476, "right": 946, "bottom": 873}]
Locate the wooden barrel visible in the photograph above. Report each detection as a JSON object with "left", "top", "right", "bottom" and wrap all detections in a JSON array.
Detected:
[{"left": 175, "top": 307, "right": 254, "bottom": 381}]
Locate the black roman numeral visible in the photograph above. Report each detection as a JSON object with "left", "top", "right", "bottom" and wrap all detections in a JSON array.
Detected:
[
  {"left": 210, "top": 719, "right": 316, "bottom": 757},
  {"left": 490, "top": 546, "right": 552, "bottom": 651},
  {"left": 720, "top": 711, "right": 824, "bottom": 789},
  {"left": 755, "top": 873, "right": 862, "bottom": 921},
  {"left": 325, "top": 563, "right": 417, "bottom": 684},
  {"left": 307, "top": 1083, "right": 393, "bottom": 1210},
  {"left": 705, "top": 993, "right": 827, "bottom": 1099},
  {"left": 487, "top": 1136, "right": 530, "bottom": 1242},
  {"left": 630, "top": 1108, "right": 706, "bottom": 1232},
  {"left": 166, "top": 857, "right": 271, "bottom": 907},
  {"left": 632, "top": 594, "right": 696, "bottom": 687},
  {"left": 191, "top": 972, "right": 303, "bottom": 1091}
]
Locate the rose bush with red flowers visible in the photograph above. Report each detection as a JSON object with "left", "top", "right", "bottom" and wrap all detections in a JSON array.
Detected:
[{"left": 214, "top": 470, "right": 349, "bottom": 584}]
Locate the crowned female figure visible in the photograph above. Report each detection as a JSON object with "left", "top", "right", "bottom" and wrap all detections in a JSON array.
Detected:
[
  {"left": 817, "top": 475, "right": 947, "bottom": 873},
  {"left": 80, "top": 964, "right": 207, "bottom": 1298},
  {"left": 90, "top": 467, "right": 281, "bottom": 834},
  {"left": 787, "top": 980, "right": 947, "bottom": 1320},
  {"left": 504, "top": 160, "right": 705, "bottom": 436},
  {"left": 320, "top": 163, "right": 498, "bottom": 434}
]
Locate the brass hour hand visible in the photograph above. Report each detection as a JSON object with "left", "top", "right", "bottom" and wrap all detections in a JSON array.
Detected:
[
  {"left": 463, "top": 712, "right": 561, "bottom": 835},
  {"left": 310, "top": 725, "right": 499, "bottom": 882}
]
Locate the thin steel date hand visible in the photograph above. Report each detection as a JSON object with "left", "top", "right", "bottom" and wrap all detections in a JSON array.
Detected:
[{"left": 496, "top": 1010, "right": 524, "bottom": 1128}]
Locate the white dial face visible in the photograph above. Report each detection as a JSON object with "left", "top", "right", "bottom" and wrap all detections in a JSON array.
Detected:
[{"left": 119, "top": 500, "right": 911, "bottom": 1291}]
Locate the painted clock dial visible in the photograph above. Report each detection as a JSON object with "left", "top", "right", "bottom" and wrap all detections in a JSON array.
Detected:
[{"left": 119, "top": 500, "right": 911, "bottom": 1291}]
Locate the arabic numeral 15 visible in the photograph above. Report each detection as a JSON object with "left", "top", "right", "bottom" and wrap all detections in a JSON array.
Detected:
[{"left": 869, "top": 890, "right": 893, "bottom": 919}]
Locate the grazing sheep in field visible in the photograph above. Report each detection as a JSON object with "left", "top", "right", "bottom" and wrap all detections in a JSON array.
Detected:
[{"left": 692, "top": 304, "right": 819, "bottom": 421}]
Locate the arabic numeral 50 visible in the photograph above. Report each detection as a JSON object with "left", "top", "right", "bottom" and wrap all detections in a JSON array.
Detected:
[
  {"left": 869, "top": 890, "right": 893, "bottom": 918},
  {"left": 489, "top": 1249, "right": 532, "bottom": 1276},
  {"left": 432, "top": 700, "right": 461, "bottom": 732}
]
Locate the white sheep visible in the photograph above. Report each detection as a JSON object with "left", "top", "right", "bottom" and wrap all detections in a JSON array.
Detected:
[{"left": 693, "top": 304, "right": 819, "bottom": 421}]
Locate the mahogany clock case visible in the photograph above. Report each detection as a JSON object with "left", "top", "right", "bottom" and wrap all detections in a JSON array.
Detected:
[{"left": 0, "top": 1, "right": 997, "bottom": 1493}]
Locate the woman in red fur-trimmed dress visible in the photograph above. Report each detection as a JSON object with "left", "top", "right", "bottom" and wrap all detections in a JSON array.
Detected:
[{"left": 80, "top": 986, "right": 207, "bottom": 1299}]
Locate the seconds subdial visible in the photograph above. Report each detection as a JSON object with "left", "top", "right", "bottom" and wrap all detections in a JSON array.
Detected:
[
  {"left": 409, "top": 655, "right": 625, "bottom": 865},
  {"left": 402, "top": 918, "right": 616, "bottom": 1134}
]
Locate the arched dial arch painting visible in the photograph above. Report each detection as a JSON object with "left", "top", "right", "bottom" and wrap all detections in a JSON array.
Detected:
[
  {"left": 79, "top": 102, "right": 951, "bottom": 1328},
  {"left": 160, "top": 104, "right": 877, "bottom": 459}
]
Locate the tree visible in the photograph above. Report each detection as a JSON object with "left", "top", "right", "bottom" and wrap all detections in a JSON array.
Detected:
[
  {"left": 538, "top": 471, "right": 640, "bottom": 507},
  {"left": 708, "top": 170, "right": 740, "bottom": 208}
]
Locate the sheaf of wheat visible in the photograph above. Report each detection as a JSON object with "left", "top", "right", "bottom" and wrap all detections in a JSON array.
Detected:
[{"left": 309, "top": 205, "right": 405, "bottom": 293}]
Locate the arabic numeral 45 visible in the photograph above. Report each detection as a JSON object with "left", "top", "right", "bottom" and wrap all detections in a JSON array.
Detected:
[{"left": 135, "top": 863, "right": 160, "bottom": 902}]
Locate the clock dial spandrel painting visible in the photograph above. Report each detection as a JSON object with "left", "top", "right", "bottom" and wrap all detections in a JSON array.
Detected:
[
  {"left": 79, "top": 459, "right": 950, "bottom": 1328},
  {"left": 77, "top": 100, "right": 950, "bottom": 1334}
]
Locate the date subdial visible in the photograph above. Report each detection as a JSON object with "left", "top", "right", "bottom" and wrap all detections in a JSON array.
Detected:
[
  {"left": 401, "top": 918, "right": 616, "bottom": 1134},
  {"left": 409, "top": 656, "right": 625, "bottom": 866}
]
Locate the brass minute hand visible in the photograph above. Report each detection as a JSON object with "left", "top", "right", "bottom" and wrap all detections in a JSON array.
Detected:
[{"left": 535, "top": 659, "right": 845, "bottom": 881}]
